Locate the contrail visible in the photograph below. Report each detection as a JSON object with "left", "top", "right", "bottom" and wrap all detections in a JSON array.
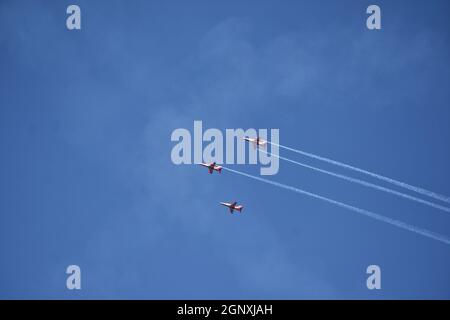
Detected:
[
  {"left": 268, "top": 141, "right": 450, "bottom": 204},
  {"left": 259, "top": 150, "right": 450, "bottom": 214},
  {"left": 222, "top": 167, "right": 450, "bottom": 246}
]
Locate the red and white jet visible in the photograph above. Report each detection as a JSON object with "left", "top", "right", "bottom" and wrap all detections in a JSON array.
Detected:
[
  {"left": 244, "top": 136, "right": 267, "bottom": 149},
  {"left": 199, "top": 162, "right": 222, "bottom": 174},
  {"left": 220, "top": 201, "right": 244, "bottom": 214}
]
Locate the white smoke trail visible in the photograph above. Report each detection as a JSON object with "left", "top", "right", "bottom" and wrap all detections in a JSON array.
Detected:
[
  {"left": 259, "top": 150, "right": 450, "bottom": 214},
  {"left": 222, "top": 167, "right": 450, "bottom": 246},
  {"left": 268, "top": 142, "right": 450, "bottom": 204}
]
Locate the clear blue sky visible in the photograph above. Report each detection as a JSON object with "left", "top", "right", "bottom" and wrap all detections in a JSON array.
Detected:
[{"left": 1, "top": 0, "right": 449, "bottom": 299}]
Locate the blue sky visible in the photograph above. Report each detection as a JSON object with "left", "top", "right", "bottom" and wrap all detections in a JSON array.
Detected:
[{"left": 1, "top": 0, "right": 450, "bottom": 299}]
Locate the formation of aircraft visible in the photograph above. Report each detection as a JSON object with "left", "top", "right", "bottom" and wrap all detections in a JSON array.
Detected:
[
  {"left": 199, "top": 162, "right": 222, "bottom": 174},
  {"left": 220, "top": 201, "right": 244, "bottom": 214},
  {"left": 196, "top": 136, "right": 268, "bottom": 213},
  {"left": 244, "top": 136, "right": 267, "bottom": 149}
]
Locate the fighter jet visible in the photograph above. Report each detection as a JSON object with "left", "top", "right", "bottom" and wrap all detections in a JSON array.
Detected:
[
  {"left": 220, "top": 201, "right": 244, "bottom": 214},
  {"left": 199, "top": 162, "right": 222, "bottom": 174},
  {"left": 244, "top": 136, "right": 267, "bottom": 149}
]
